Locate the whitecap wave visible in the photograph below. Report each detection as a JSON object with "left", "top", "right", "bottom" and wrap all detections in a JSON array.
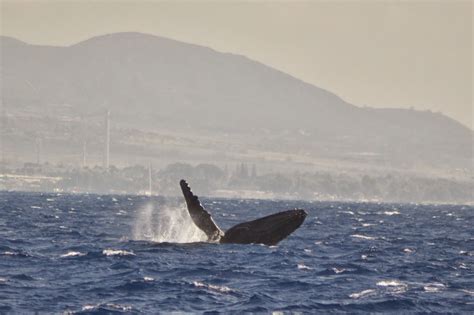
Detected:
[
  {"left": 193, "top": 281, "right": 233, "bottom": 293},
  {"left": 423, "top": 283, "right": 445, "bottom": 292},
  {"left": 1, "top": 251, "right": 29, "bottom": 257},
  {"left": 297, "top": 263, "right": 312, "bottom": 270},
  {"left": 351, "top": 234, "right": 376, "bottom": 240},
  {"left": 376, "top": 279, "right": 407, "bottom": 293},
  {"left": 82, "top": 303, "right": 132, "bottom": 312},
  {"left": 376, "top": 280, "right": 405, "bottom": 287},
  {"left": 349, "top": 289, "right": 376, "bottom": 299},
  {"left": 458, "top": 263, "right": 469, "bottom": 270},
  {"left": 60, "top": 251, "right": 86, "bottom": 258},
  {"left": 339, "top": 211, "right": 354, "bottom": 215},
  {"left": 102, "top": 249, "right": 135, "bottom": 256}
]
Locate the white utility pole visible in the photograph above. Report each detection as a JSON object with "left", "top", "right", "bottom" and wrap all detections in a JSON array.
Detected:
[{"left": 104, "top": 110, "right": 110, "bottom": 169}]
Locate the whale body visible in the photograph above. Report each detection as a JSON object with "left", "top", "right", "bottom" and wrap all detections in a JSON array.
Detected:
[{"left": 180, "top": 179, "right": 307, "bottom": 245}]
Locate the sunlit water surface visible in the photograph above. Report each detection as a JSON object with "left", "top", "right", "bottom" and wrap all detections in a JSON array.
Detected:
[{"left": 0, "top": 191, "right": 473, "bottom": 313}]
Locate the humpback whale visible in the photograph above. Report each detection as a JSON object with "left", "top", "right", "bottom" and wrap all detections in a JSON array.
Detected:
[{"left": 180, "top": 180, "right": 307, "bottom": 245}]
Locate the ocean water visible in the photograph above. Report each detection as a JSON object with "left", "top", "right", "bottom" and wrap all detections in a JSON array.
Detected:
[{"left": 0, "top": 191, "right": 473, "bottom": 313}]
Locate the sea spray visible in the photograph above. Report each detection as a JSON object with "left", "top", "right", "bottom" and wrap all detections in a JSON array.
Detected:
[{"left": 132, "top": 202, "right": 206, "bottom": 243}]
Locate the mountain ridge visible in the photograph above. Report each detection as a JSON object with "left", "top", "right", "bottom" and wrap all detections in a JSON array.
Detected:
[{"left": 1, "top": 32, "right": 472, "bottom": 171}]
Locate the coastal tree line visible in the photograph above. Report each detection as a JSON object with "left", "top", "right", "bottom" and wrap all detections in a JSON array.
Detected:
[{"left": 2, "top": 162, "right": 472, "bottom": 204}]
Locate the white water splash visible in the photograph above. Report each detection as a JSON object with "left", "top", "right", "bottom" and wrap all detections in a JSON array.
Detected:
[{"left": 132, "top": 202, "right": 206, "bottom": 243}]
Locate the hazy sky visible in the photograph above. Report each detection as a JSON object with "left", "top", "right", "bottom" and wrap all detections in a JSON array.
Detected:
[{"left": 1, "top": 0, "right": 472, "bottom": 128}]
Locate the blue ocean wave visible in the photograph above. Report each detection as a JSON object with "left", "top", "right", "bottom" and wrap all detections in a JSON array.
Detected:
[{"left": 0, "top": 191, "right": 473, "bottom": 313}]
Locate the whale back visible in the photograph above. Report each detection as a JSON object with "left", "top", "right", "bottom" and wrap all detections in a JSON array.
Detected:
[{"left": 221, "top": 209, "right": 307, "bottom": 245}]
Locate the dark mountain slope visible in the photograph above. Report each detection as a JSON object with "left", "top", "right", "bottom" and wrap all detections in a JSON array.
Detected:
[{"left": 1, "top": 32, "right": 471, "bottom": 168}]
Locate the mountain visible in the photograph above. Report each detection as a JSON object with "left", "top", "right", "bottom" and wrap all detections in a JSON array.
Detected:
[{"left": 1, "top": 32, "right": 472, "bottom": 172}]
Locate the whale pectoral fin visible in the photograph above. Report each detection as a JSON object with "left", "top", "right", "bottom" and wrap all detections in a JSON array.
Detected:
[{"left": 180, "top": 179, "right": 223, "bottom": 241}]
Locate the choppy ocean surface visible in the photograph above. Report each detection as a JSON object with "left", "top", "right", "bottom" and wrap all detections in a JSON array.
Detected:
[{"left": 0, "top": 191, "right": 473, "bottom": 314}]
